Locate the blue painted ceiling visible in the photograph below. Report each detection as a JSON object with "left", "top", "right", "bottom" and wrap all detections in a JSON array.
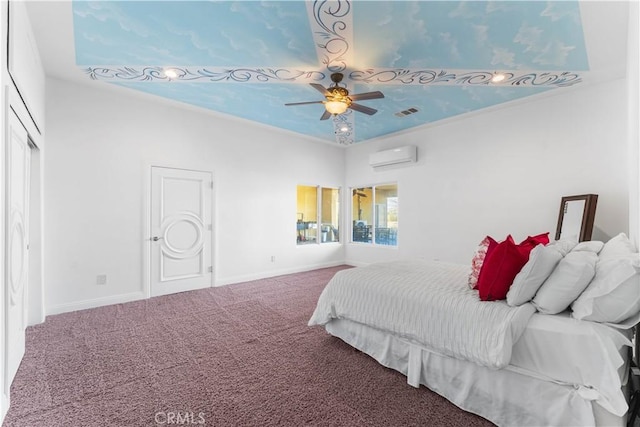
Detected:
[{"left": 73, "top": 1, "right": 589, "bottom": 145}]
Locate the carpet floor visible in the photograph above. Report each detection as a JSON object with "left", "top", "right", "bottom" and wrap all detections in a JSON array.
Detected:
[{"left": 3, "top": 265, "right": 494, "bottom": 427}]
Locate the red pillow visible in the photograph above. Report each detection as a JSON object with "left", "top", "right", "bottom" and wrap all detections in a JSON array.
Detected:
[
  {"left": 478, "top": 235, "right": 530, "bottom": 301},
  {"left": 520, "top": 232, "right": 550, "bottom": 250}
]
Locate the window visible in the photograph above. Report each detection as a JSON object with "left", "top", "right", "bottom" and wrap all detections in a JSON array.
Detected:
[
  {"left": 297, "top": 185, "right": 340, "bottom": 245},
  {"left": 321, "top": 187, "right": 340, "bottom": 243},
  {"left": 351, "top": 184, "right": 397, "bottom": 246}
]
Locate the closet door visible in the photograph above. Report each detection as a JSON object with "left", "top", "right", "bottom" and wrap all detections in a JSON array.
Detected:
[{"left": 5, "top": 109, "right": 30, "bottom": 392}]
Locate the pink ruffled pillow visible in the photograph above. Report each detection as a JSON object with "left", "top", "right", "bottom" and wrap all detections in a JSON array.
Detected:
[{"left": 468, "top": 236, "right": 497, "bottom": 289}]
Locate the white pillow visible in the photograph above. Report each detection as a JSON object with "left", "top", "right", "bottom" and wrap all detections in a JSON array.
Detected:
[
  {"left": 532, "top": 251, "right": 597, "bottom": 315},
  {"left": 571, "top": 241, "right": 604, "bottom": 254},
  {"left": 571, "top": 255, "right": 640, "bottom": 323},
  {"left": 507, "top": 245, "right": 563, "bottom": 307},
  {"left": 599, "top": 233, "right": 636, "bottom": 260},
  {"left": 546, "top": 239, "right": 578, "bottom": 256}
]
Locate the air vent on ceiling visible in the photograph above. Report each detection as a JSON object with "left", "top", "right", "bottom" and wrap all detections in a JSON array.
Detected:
[{"left": 394, "top": 107, "right": 419, "bottom": 118}]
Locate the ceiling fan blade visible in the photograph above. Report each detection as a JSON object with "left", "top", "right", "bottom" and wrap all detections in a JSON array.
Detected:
[
  {"left": 310, "top": 83, "right": 329, "bottom": 95},
  {"left": 349, "top": 103, "right": 378, "bottom": 115},
  {"left": 285, "top": 100, "right": 324, "bottom": 106},
  {"left": 349, "top": 91, "right": 385, "bottom": 101},
  {"left": 320, "top": 110, "right": 331, "bottom": 120}
]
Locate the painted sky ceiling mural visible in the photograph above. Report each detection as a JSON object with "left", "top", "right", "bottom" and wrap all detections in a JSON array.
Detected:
[{"left": 73, "top": 1, "right": 588, "bottom": 145}]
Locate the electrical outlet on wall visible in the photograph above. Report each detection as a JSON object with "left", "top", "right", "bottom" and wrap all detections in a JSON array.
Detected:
[
  {"left": 270, "top": 256, "right": 276, "bottom": 263},
  {"left": 96, "top": 274, "right": 107, "bottom": 285}
]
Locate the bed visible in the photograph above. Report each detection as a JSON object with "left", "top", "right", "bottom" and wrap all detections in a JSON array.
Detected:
[{"left": 309, "top": 250, "right": 638, "bottom": 427}]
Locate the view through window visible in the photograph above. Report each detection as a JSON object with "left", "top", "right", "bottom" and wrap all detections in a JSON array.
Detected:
[
  {"left": 351, "top": 184, "right": 397, "bottom": 246},
  {"left": 297, "top": 185, "right": 340, "bottom": 245}
]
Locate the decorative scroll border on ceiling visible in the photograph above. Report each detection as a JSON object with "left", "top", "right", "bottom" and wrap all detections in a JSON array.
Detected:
[
  {"left": 349, "top": 69, "right": 582, "bottom": 87},
  {"left": 309, "top": 0, "right": 351, "bottom": 73},
  {"left": 332, "top": 110, "right": 354, "bottom": 145},
  {"left": 84, "top": 67, "right": 326, "bottom": 83},
  {"left": 83, "top": 66, "right": 582, "bottom": 88}
]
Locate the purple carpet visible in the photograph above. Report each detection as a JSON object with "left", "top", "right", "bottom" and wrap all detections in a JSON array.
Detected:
[{"left": 3, "top": 266, "right": 493, "bottom": 426}]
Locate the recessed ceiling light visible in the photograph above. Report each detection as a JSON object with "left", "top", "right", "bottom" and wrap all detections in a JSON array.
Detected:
[
  {"left": 491, "top": 73, "right": 506, "bottom": 83},
  {"left": 340, "top": 126, "right": 349, "bottom": 132},
  {"left": 164, "top": 69, "right": 178, "bottom": 79}
]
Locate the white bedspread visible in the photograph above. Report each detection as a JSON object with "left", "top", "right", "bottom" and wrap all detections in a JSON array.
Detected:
[
  {"left": 308, "top": 259, "right": 536, "bottom": 369},
  {"left": 509, "top": 311, "right": 631, "bottom": 416}
]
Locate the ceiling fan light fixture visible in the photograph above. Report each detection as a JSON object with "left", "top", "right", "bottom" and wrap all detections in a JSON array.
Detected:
[
  {"left": 285, "top": 72, "right": 382, "bottom": 121},
  {"left": 325, "top": 100, "right": 349, "bottom": 115}
]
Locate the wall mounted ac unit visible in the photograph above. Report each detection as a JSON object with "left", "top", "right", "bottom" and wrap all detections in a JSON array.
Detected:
[{"left": 369, "top": 145, "right": 417, "bottom": 168}]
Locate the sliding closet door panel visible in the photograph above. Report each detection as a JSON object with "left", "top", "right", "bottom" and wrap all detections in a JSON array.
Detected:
[
  {"left": 5, "top": 109, "right": 30, "bottom": 393},
  {"left": 150, "top": 167, "right": 212, "bottom": 297}
]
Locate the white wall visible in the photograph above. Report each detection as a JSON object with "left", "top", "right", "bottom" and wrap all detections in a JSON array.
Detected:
[
  {"left": 0, "top": 1, "right": 7, "bottom": 419},
  {"left": 628, "top": 1, "right": 640, "bottom": 249},
  {"left": 45, "top": 76, "right": 633, "bottom": 313},
  {"left": 44, "top": 78, "right": 345, "bottom": 314},
  {"left": 345, "top": 79, "right": 630, "bottom": 266}
]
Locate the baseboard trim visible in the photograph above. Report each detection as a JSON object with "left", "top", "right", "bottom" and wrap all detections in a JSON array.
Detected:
[
  {"left": 46, "top": 291, "right": 146, "bottom": 316},
  {"left": 45, "top": 263, "right": 352, "bottom": 315},
  {"left": 215, "top": 261, "right": 347, "bottom": 286},
  {"left": 1, "top": 391, "right": 9, "bottom": 426}
]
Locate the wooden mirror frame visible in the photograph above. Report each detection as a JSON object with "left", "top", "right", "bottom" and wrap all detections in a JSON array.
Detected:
[{"left": 555, "top": 194, "right": 598, "bottom": 242}]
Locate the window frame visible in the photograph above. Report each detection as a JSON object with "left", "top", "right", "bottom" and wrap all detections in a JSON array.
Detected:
[
  {"left": 349, "top": 182, "right": 398, "bottom": 247},
  {"left": 296, "top": 184, "right": 341, "bottom": 246}
]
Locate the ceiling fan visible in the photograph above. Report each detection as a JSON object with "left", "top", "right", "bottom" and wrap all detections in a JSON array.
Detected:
[
  {"left": 285, "top": 72, "right": 384, "bottom": 120},
  {"left": 352, "top": 188, "right": 368, "bottom": 198}
]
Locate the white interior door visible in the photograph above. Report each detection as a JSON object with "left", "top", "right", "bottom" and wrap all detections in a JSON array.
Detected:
[
  {"left": 150, "top": 167, "right": 212, "bottom": 297},
  {"left": 5, "top": 109, "right": 30, "bottom": 393}
]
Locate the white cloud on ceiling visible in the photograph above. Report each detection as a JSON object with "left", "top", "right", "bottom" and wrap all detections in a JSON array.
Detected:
[
  {"left": 74, "top": 2, "right": 150, "bottom": 38},
  {"left": 438, "top": 32, "right": 461, "bottom": 62},
  {"left": 514, "top": 23, "right": 575, "bottom": 67},
  {"left": 449, "top": 2, "right": 474, "bottom": 19},
  {"left": 491, "top": 47, "right": 516, "bottom": 68},
  {"left": 461, "top": 86, "right": 483, "bottom": 103},
  {"left": 485, "top": 2, "right": 512, "bottom": 14},
  {"left": 363, "top": 2, "right": 431, "bottom": 68},
  {"left": 514, "top": 24, "right": 544, "bottom": 53},
  {"left": 80, "top": 31, "right": 115, "bottom": 47},
  {"left": 473, "top": 25, "right": 489, "bottom": 46},
  {"left": 541, "top": 3, "right": 579, "bottom": 23},
  {"left": 534, "top": 41, "right": 575, "bottom": 67}
]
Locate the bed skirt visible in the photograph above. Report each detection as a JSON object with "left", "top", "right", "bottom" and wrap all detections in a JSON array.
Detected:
[{"left": 325, "top": 319, "right": 625, "bottom": 427}]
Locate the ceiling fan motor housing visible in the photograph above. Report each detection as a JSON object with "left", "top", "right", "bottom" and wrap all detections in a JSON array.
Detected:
[{"left": 330, "top": 72, "right": 344, "bottom": 84}]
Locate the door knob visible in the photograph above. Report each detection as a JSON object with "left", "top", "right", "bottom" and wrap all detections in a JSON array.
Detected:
[{"left": 152, "top": 236, "right": 163, "bottom": 241}]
